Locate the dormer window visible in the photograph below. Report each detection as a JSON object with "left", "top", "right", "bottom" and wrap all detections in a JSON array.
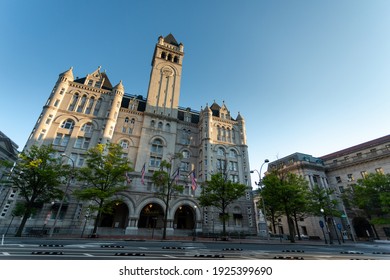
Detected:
[{"left": 95, "top": 81, "right": 101, "bottom": 88}]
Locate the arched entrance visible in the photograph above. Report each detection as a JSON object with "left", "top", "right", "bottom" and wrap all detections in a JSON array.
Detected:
[
  {"left": 138, "top": 203, "right": 164, "bottom": 229},
  {"left": 353, "top": 217, "right": 375, "bottom": 239},
  {"left": 100, "top": 202, "right": 129, "bottom": 228},
  {"left": 174, "top": 205, "right": 195, "bottom": 229}
]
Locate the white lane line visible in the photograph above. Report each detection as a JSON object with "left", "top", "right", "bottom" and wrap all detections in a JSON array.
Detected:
[
  {"left": 2, "top": 252, "right": 10, "bottom": 256},
  {"left": 83, "top": 253, "right": 94, "bottom": 257}
]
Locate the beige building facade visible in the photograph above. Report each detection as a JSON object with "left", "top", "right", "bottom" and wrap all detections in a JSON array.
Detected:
[
  {"left": 0, "top": 34, "right": 256, "bottom": 237},
  {"left": 267, "top": 135, "right": 390, "bottom": 241}
]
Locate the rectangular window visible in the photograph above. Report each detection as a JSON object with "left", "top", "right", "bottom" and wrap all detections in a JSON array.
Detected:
[
  {"left": 361, "top": 171, "right": 368, "bottom": 178},
  {"left": 336, "top": 176, "right": 342, "bottom": 183},
  {"left": 38, "top": 129, "right": 46, "bottom": 140},
  {"left": 45, "top": 114, "right": 53, "bottom": 125},
  {"left": 347, "top": 174, "right": 354, "bottom": 182},
  {"left": 53, "top": 133, "right": 63, "bottom": 145},
  {"left": 375, "top": 167, "right": 384, "bottom": 174},
  {"left": 54, "top": 99, "right": 60, "bottom": 107},
  {"left": 61, "top": 135, "right": 70, "bottom": 147}
]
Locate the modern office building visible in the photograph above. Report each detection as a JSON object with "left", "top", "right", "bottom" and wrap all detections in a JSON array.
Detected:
[
  {"left": 0, "top": 34, "right": 256, "bottom": 237},
  {"left": 267, "top": 135, "right": 390, "bottom": 241}
]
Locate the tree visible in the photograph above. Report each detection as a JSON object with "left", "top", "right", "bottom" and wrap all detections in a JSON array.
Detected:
[
  {"left": 308, "top": 184, "right": 341, "bottom": 243},
  {"left": 151, "top": 155, "right": 183, "bottom": 240},
  {"left": 349, "top": 172, "right": 390, "bottom": 225},
  {"left": 1, "top": 145, "right": 68, "bottom": 237},
  {"left": 198, "top": 173, "right": 247, "bottom": 238},
  {"left": 73, "top": 143, "right": 132, "bottom": 237},
  {"left": 262, "top": 171, "right": 310, "bottom": 243}
]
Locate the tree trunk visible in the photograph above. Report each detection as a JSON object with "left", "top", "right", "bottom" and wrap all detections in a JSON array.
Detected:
[{"left": 15, "top": 213, "right": 29, "bottom": 237}]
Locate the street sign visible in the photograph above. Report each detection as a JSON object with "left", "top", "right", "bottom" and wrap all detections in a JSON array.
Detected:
[
  {"left": 337, "top": 223, "right": 342, "bottom": 230},
  {"left": 319, "top": 220, "right": 324, "bottom": 228}
]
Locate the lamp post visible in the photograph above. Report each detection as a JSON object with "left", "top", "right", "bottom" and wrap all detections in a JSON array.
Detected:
[
  {"left": 250, "top": 159, "right": 270, "bottom": 240},
  {"left": 192, "top": 205, "right": 197, "bottom": 241},
  {"left": 49, "top": 153, "right": 74, "bottom": 237},
  {"left": 320, "top": 208, "right": 333, "bottom": 244}
]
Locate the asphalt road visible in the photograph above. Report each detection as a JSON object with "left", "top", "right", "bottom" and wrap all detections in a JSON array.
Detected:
[{"left": 1, "top": 237, "right": 390, "bottom": 260}]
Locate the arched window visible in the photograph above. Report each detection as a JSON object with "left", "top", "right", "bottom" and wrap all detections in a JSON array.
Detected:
[
  {"left": 151, "top": 120, "right": 155, "bottom": 127},
  {"left": 85, "top": 97, "right": 95, "bottom": 114},
  {"left": 68, "top": 93, "right": 79, "bottom": 111},
  {"left": 131, "top": 118, "right": 135, "bottom": 124},
  {"left": 93, "top": 98, "right": 102, "bottom": 116},
  {"left": 125, "top": 117, "right": 129, "bottom": 123},
  {"left": 150, "top": 138, "right": 163, "bottom": 168},
  {"left": 165, "top": 123, "right": 171, "bottom": 132},
  {"left": 229, "top": 149, "right": 237, "bottom": 158},
  {"left": 217, "top": 147, "right": 225, "bottom": 156},
  {"left": 174, "top": 56, "right": 179, "bottom": 63},
  {"left": 161, "top": 52, "right": 167, "bottom": 59},
  {"left": 120, "top": 140, "right": 129, "bottom": 149},
  {"left": 81, "top": 122, "right": 94, "bottom": 133},
  {"left": 77, "top": 95, "right": 87, "bottom": 113},
  {"left": 60, "top": 119, "right": 75, "bottom": 130},
  {"left": 158, "top": 122, "right": 163, "bottom": 129},
  {"left": 167, "top": 54, "right": 172, "bottom": 61},
  {"left": 151, "top": 138, "right": 163, "bottom": 154},
  {"left": 182, "top": 150, "right": 190, "bottom": 159}
]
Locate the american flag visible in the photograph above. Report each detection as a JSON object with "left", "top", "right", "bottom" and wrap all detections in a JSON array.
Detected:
[
  {"left": 172, "top": 168, "right": 180, "bottom": 184},
  {"left": 190, "top": 170, "right": 198, "bottom": 191},
  {"left": 141, "top": 163, "right": 146, "bottom": 185},
  {"left": 125, "top": 172, "right": 132, "bottom": 184}
]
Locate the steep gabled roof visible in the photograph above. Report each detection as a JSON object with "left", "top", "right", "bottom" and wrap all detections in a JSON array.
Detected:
[{"left": 164, "top": 33, "right": 180, "bottom": 47}]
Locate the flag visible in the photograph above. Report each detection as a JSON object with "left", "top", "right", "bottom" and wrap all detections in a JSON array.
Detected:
[
  {"left": 141, "top": 163, "right": 146, "bottom": 185},
  {"left": 172, "top": 168, "right": 180, "bottom": 184},
  {"left": 190, "top": 170, "right": 198, "bottom": 191},
  {"left": 125, "top": 172, "right": 132, "bottom": 184}
]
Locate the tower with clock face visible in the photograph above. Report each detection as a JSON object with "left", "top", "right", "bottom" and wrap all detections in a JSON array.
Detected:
[{"left": 145, "top": 34, "right": 184, "bottom": 119}]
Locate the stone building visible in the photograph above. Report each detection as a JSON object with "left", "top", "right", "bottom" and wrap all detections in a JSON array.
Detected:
[
  {"left": 267, "top": 135, "right": 390, "bottom": 241},
  {"left": 0, "top": 34, "right": 256, "bottom": 237},
  {"left": 0, "top": 131, "right": 19, "bottom": 220}
]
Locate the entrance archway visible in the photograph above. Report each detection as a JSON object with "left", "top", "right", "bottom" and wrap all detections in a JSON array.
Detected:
[
  {"left": 100, "top": 202, "right": 129, "bottom": 228},
  {"left": 174, "top": 205, "right": 195, "bottom": 229},
  {"left": 138, "top": 203, "right": 164, "bottom": 228},
  {"left": 353, "top": 217, "right": 374, "bottom": 239}
]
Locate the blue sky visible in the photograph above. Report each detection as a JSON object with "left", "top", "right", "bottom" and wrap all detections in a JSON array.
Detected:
[{"left": 1, "top": 0, "right": 390, "bottom": 178}]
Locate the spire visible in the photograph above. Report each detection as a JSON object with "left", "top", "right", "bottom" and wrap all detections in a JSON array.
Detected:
[
  {"left": 114, "top": 80, "right": 124, "bottom": 92},
  {"left": 59, "top": 67, "right": 74, "bottom": 82}
]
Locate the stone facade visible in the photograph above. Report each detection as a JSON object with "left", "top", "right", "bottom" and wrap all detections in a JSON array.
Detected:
[
  {"left": 0, "top": 34, "right": 256, "bottom": 237},
  {"left": 267, "top": 135, "right": 390, "bottom": 241}
]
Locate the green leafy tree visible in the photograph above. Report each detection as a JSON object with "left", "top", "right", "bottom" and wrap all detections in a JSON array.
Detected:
[
  {"left": 351, "top": 172, "right": 390, "bottom": 225},
  {"left": 262, "top": 171, "right": 310, "bottom": 243},
  {"left": 198, "top": 173, "right": 247, "bottom": 238},
  {"left": 1, "top": 145, "right": 68, "bottom": 237},
  {"left": 151, "top": 156, "right": 184, "bottom": 240},
  {"left": 73, "top": 143, "right": 132, "bottom": 236},
  {"left": 307, "top": 184, "right": 341, "bottom": 243}
]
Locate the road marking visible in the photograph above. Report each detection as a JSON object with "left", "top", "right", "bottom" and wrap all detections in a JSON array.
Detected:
[
  {"left": 163, "top": 254, "right": 177, "bottom": 258},
  {"left": 83, "top": 253, "right": 94, "bottom": 257},
  {"left": 138, "top": 247, "right": 147, "bottom": 250},
  {"left": 2, "top": 252, "right": 10, "bottom": 256}
]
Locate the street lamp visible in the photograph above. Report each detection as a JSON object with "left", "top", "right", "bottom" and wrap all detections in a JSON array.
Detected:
[
  {"left": 192, "top": 205, "right": 197, "bottom": 241},
  {"left": 250, "top": 159, "right": 270, "bottom": 240},
  {"left": 49, "top": 153, "right": 74, "bottom": 237},
  {"left": 320, "top": 208, "right": 333, "bottom": 244}
]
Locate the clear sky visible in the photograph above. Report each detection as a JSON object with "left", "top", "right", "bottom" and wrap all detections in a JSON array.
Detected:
[{"left": 1, "top": 0, "right": 390, "bottom": 180}]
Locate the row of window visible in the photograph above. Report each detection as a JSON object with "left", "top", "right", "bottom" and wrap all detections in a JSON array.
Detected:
[{"left": 335, "top": 167, "right": 384, "bottom": 183}]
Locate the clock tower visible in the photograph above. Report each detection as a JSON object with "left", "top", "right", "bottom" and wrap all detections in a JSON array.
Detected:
[{"left": 145, "top": 34, "right": 184, "bottom": 118}]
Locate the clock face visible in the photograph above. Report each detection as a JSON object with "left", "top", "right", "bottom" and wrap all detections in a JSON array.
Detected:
[{"left": 161, "top": 66, "right": 174, "bottom": 77}]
